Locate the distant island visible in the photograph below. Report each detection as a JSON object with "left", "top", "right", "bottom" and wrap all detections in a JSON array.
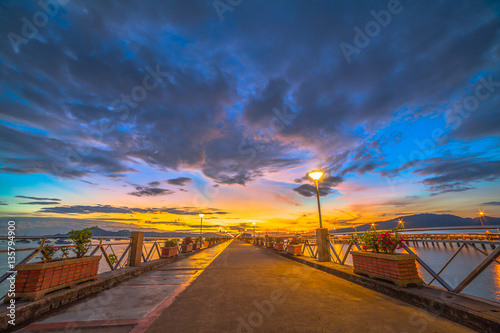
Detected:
[
  {"left": 2, "top": 213, "right": 498, "bottom": 237},
  {"left": 332, "top": 213, "right": 500, "bottom": 233}
]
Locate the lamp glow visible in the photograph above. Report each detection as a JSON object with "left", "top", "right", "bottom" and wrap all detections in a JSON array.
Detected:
[
  {"left": 199, "top": 213, "right": 205, "bottom": 217},
  {"left": 308, "top": 170, "right": 324, "bottom": 180}
]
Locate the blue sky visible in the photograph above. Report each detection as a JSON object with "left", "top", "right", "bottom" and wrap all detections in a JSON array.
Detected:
[{"left": 0, "top": 0, "right": 499, "bottom": 235}]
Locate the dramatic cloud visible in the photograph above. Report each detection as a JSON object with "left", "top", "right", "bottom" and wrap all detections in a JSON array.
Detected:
[
  {"left": 483, "top": 202, "right": 500, "bottom": 206},
  {"left": 19, "top": 201, "right": 61, "bottom": 205},
  {"left": 167, "top": 177, "right": 193, "bottom": 186},
  {"left": 412, "top": 158, "right": 500, "bottom": 196},
  {"left": 38, "top": 205, "right": 229, "bottom": 215},
  {"left": 1, "top": 0, "right": 499, "bottom": 223},
  {"left": 16, "top": 196, "right": 61, "bottom": 201},
  {"left": 128, "top": 186, "right": 173, "bottom": 197},
  {"left": 293, "top": 175, "right": 344, "bottom": 197}
]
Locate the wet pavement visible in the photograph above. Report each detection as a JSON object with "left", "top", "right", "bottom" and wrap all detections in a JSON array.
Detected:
[
  {"left": 16, "top": 240, "right": 475, "bottom": 332},
  {"left": 17, "top": 241, "right": 231, "bottom": 332},
  {"left": 146, "top": 241, "right": 474, "bottom": 333}
]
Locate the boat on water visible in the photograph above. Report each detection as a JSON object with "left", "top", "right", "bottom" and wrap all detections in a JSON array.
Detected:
[
  {"left": 18, "top": 239, "right": 30, "bottom": 243},
  {"left": 55, "top": 239, "right": 71, "bottom": 244}
]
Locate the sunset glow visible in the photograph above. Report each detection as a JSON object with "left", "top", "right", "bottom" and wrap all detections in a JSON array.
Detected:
[{"left": 1, "top": 1, "right": 499, "bottom": 236}]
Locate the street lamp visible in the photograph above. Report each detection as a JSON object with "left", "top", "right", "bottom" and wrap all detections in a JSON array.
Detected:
[
  {"left": 308, "top": 169, "right": 330, "bottom": 262},
  {"left": 308, "top": 170, "right": 324, "bottom": 228},
  {"left": 371, "top": 223, "right": 376, "bottom": 230},
  {"left": 199, "top": 214, "right": 204, "bottom": 247},
  {"left": 397, "top": 219, "right": 405, "bottom": 229},
  {"left": 252, "top": 222, "right": 256, "bottom": 238},
  {"left": 478, "top": 210, "right": 485, "bottom": 226}
]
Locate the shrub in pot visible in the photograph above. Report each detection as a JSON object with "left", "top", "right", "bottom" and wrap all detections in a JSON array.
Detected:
[
  {"left": 193, "top": 235, "right": 203, "bottom": 250},
  {"left": 7, "top": 226, "right": 101, "bottom": 302},
  {"left": 350, "top": 229, "right": 423, "bottom": 287},
  {"left": 274, "top": 238, "right": 284, "bottom": 251},
  {"left": 181, "top": 236, "right": 194, "bottom": 253},
  {"left": 287, "top": 237, "right": 304, "bottom": 255},
  {"left": 161, "top": 239, "right": 178, "bottom": 258}
]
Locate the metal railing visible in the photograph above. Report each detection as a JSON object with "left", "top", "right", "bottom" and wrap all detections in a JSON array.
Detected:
[
  {"left": 0, "top": 236, "right": 186, "bottom": 292},
  {"left": 259, "top": 227, "right": 500, "bottom": 302}
]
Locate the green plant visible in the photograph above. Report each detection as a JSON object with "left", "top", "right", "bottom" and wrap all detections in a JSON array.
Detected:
[
  {"left": 205, "top": 237, "right": 211, "bottom": 242},
  {"left": 182, "top": 236, "right": 193, "bottom": 245},
  {"left": 353, "top": 228, "right": 405, "bottom": 254},
  {"left": 289, "top": 237, "right": 303, "bottom": 245},
  {"left": 41, "top": 244, "right": 58, "bottom": 262},
  {"left": 68, "top": 226, "right": 97, "bottom": 258},
  {"left": 275, "top": 237, "right": 284, "bottom": 244},
  {"left": 195, "top": 235, "right": 203, "bottom": 244},
  {"left": 164, "top": 239, "right": 178, "bottom": 247},
  {"left": 108, "top": 254, "right": 118, "bottom": 264},
  {"left": 59, "top": 247, "right": 70, "bottom": 259}
]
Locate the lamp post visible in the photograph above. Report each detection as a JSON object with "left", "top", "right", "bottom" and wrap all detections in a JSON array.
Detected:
[
  {"left": 371, "top": 223, "right": 376, "bottom": 230},
  {"left": 199, "top": 214, "right": 204, "bottom": 247},
  {"left": 308, "top": 170, "right": 324, "bottom": 228},
  {"left": 308, "top": 170, "right": 330, "bottom": 262},
  {"left": 478, "top": 210, "right": 485, "bottom": 226}
]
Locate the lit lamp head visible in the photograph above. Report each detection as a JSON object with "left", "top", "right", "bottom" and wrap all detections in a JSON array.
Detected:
[
  {"left": 479, "top": 210, "right": 484, "bottom": 216},
  {"left": 252, "top": 222, "right": 256, "bottom": 225},
  {"left": 199, "top": 214, "right": 205, "bottom": 218},
  {"left": 308, "top": 170, "right": 324, "bottom": 181}
]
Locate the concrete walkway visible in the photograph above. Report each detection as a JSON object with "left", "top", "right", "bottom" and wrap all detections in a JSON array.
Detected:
[
  {"left": 18, "top": 240, "right": 474, "bottom": 332},
  {"left": 146, "top": 241, "right": 473, "bottom": 333},
  {"left": 17, "top": 242, "right": 231, "bottom": 332}
]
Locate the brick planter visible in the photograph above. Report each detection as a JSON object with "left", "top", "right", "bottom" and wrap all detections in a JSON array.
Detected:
[
  {"left": 351, "top": 251, "right": 423, "bottom": 287},
  {"left": 6, "top": 256, "right": 101, "bottom": 302},
  {"left": 287, "top": 244, "right": 303, "bottom": 255},
  {"left": 267, "top": 242, "right": 274, "bottom": 248},
  {"left": 274, "top": 243, "right": 284, "bottom": 251},
  {"left": 160, "top": 246, "right": 178, "bottom": 258},
  {"left": 181, "top": 244, "right": 193, "bottom": 253},
  {"left": 192, "top": 243, "right": 201, "bottom": 250}
]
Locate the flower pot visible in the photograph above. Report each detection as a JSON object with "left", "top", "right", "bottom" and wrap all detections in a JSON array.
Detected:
[
  {"left": 160, "top": 246, "right": 178, "bottom": 258},
  {"left": 274, "top": 243, "right": 284, "bottom": 251},
  {"left": 203, "top": 241, "right": 209, "bottom": 247},
  {"left": 266, "top": 242, "right": 274, "bottom": 248},
  {"left": 192, "top": 243, "right": 200, "bottom": 250},
  {"left": 351, "top": 251, "right": 424, "bottom": 287},
  {"left": 6, "top": 256, "right": 101, "bottom": 302},
  {"left": 287, "top": 244, "right": 303, "bottom": 255},
  {"left": 181, "top": 244, "right": 193, "bottom": 253}
]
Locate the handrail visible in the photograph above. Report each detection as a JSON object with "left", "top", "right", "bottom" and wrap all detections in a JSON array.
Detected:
[{"left": 265, "top": 231, "right": 500, "bottom": 303}]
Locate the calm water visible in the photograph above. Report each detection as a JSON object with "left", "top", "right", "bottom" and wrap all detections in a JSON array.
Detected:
[
  {"left": 1, "top": 238, "right": 499, "bottom": 304},
  {"left": 329, "top": 242, "right": 500, "bottom": 303}
]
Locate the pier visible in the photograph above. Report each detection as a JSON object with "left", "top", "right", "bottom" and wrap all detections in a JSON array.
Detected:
[
  {"left": 7, "top": 240, "right": 481, "bottom": 332},
  {"left": 1, "top": 232, "right": 500, "bottom": 333}
]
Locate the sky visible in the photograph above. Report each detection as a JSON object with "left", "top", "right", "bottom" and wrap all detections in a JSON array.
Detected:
[{"left": 1, "top": 0, "right": 499, "bottom": 235}]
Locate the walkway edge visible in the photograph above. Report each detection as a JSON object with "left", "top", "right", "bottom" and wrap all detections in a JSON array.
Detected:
[
  {"left": 256, "top": 243, "right": 500, "bottom": 333},
  {"left": 0, "top": 245, "right": 223, "bottom": 332}
]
